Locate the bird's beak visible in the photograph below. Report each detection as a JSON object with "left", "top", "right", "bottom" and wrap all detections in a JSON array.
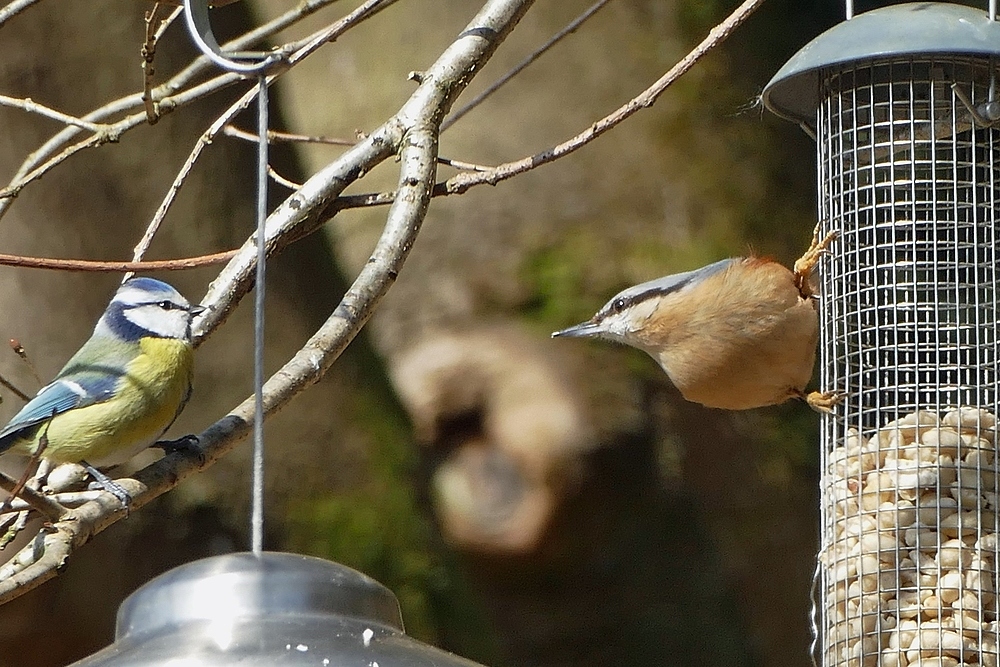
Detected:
[
  {"left": 190, "top": 304, "right": 207, "bottom": 316},
  {"left": 551, "top": 320, "right": 603, "bottom": 338}
]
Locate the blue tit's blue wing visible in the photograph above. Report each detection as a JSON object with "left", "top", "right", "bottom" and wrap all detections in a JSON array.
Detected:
[{"left": 0, "top": 373, "right": 120, "bottom": 451}]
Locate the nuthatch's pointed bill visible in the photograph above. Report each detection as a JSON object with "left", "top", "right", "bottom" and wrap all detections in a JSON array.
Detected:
[{"left": 552, "top": 321, "right": 603, "bottom": 338}]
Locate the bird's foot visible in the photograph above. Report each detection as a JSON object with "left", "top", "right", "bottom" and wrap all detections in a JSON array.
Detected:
[
  {"left": 156, "top": 434, "right": 205, "bottom": 467},
  {"left": 156, "top": 434, "right": 201, "bottom": 456},
  {"left": 83, "top": 463, "right": 132, "bottom": 510},
  {"left": 793, "top": 224, "right": 838, "bottom": 298},
  {"left": 801, "top": 390, "right": 842, "bottom": 414}
]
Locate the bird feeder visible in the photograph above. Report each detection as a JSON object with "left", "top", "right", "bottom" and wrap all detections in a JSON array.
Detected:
[
  {"left": 68, "top": 552, "right": 488, "bottom": 666},
  {"left": 764, "top": 3, "right": 1000, "bottom": 666}
]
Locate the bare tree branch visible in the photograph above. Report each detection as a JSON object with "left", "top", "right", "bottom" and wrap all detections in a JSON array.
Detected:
[
  {"left": 313, "top": 0, "right": 766, "bottom": 213},
  {"left": 223, "top": 125, "right": 356, "bottom": 146},
  {"left": 0, "top": 0, "right": 389, "bottom": 221},
  {"left": 442, "top": 0, "right": 613, "bottom": 131},
  {"left": 0, "top": 95, "right": 106, "bottom": 132},
  {"left": 442, "top": 0, "right": 767, "bottom": 195},
  {"left": 0, "top": 0, "right": 766, "bottom": 606},
  {"left": 0, "top": 249, "right": 237, "bottom": 272},
  {"left": 0, "top": 471, "right": 65, "bottom": 523},
  {"left": 0, "top": 0, "right": 535, "bottom": 604}
]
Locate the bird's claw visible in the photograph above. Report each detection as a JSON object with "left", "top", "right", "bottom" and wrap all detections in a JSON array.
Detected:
[
  {"left": 793, "top": 224, "right": 838, "bottom": 298},
  {"left": 156, "top": 434, "right": 201, "bottom": 456},
  {"left": 83, "top": 462, "right": 132, "bottom": 511},
  {"left": 804, "top": 390, "right": 843, "bottom": 414}
]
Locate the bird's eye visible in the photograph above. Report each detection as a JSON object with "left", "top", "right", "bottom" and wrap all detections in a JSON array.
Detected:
[
  {"left": 158, "top": 300, "right": 175, "bottom": 310},
  {"left": 611, "top": 297, "right": 627, "bottom": 314}
]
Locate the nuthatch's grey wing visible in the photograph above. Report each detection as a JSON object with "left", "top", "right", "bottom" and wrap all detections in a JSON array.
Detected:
[
  {"left": 552, "top": 258, "right": 738, "bottom": 339},
  {"left": 0, "top": 374, "right": 119, "bottom": 452},
  {"left": 595, "top": 258, "right": 735, "bottom": 318},
  {"left": 614, "top": 258, "right": 733, "bottom": 302}
]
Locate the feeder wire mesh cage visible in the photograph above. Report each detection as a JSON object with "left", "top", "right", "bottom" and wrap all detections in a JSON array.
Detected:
[
  {"left": 819, "top": 55, "right": 1000, "bottom": 667},
  {"left": 764, "top": 4, "right": 1000, "bottom": 666}
]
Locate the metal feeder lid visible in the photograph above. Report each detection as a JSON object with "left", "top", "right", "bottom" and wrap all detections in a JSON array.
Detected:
[
  {"left": 69, "top": 552, "right": 487, "bottom": 666},
  {"left": 763, "top": 2, "right": 1000, "bottom": 124}
]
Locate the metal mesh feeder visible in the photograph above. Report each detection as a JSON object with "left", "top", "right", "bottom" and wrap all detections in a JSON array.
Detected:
[{"left": 764, "top": 4, "right": 1000, "bottom": 666}]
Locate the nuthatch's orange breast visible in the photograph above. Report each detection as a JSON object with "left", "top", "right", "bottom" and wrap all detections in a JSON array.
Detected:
[{"left": 641, "top": 258, "right": 818, "bottom": 410}]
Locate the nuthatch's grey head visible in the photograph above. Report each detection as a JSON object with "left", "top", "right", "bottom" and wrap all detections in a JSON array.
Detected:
[{"left": 551, "top": 258, "right": 734, "bottom": 345}]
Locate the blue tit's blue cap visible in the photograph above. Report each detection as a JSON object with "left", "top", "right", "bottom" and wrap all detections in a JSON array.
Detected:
[{"left": 119, "top": 277, "right": 180, "bottom": 297}]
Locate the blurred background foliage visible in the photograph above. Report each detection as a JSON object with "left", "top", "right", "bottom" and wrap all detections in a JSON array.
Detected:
[{"left": 0, "top": 0, "right": 948, "bottom": 665}]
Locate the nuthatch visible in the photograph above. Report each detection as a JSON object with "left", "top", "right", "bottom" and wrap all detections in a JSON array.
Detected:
[{"left": 553, "top": 227, "right": 838, "bottom": 412}]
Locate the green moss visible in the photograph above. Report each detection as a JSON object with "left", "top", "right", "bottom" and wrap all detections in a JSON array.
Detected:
[
  {"left": 285, "top": 488, "right": 441, "bottom": 640},
  {"left": 517, "top": 236, "right": 607, "bottom": 328}
]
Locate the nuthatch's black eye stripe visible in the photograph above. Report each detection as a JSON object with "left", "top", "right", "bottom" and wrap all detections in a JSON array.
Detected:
[
  {"left": 598, "top": 268, "right": 725, "bottom": 318},
  {"left": 596, "top": 257, "right": 735, "bottom": 320}
]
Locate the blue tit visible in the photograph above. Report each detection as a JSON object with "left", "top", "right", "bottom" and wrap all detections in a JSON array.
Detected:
[
  {"left": 553, "top": 227, "right": 839, "bottom": 412},
  {"left": 0, "top": 277, "right": 200, "bottom": 494}
]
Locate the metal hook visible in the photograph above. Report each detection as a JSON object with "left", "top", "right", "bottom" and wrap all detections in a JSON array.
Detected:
[{"left": 182, "top": 0, "right": 283, "bottom": 74}]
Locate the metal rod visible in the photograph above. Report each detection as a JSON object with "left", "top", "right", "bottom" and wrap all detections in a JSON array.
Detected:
[
  {"left": 845, "top": 0, "right": 853, "bottom": 20},
  {"left": 991, "top": 0, "right": 997, "bottom": 22},
  {"left": 250, "top": 74, "right": 268, "bottom": 556},
  {"left": 181, "top": 0, "right": 273, "bottom": 555}
]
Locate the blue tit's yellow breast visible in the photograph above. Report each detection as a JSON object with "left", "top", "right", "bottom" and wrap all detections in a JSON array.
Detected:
[
  {"left": 24, "top": 336, "right": 194, "bottom": 466},
  {"left": 132, "top": 336, "right": 195, "bottom": 393}
]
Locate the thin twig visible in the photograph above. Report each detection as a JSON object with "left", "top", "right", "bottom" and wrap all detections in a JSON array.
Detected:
[
  {"left": 142, "top": 4, "right": 185, "bottom": 125},
  {"left": 331, "top": 190, "right": 397, "bottom": 210},
  {"left": 0, "top": 472, "right": 65, "bottom": 523},
  {"left": 0, "top": 0, "right": 371, "bottom": 221},
  {"left": 442, "top": 0, "right": 767, "bottom": 195},
  {"left": 0, "top": 491, "right": 104, "bottom": 514},
  {"left": 0, "top": 95, "right": 105, "bottom": 133},
  {"left": 8, "top": 340, "right": 41, "bottom": 389},
  {"left": 0, "top": 372, "right": 30, "bottom": 402},
  {"left": 436, "top": 156, "right": 492, "bottom": 172},
  {"left": 268, "top": 166, "right": 301, "bottom": 190},
  {"left": 0, "top": 134, "right": 112, "bottom": 201},
  {"left": 226, "top": 125, "right": 491, "bottom": 172},
  {"left": 443, "top": 0, "right": 614, "bottom": 131},
  {"left": 224, "top": 125, "right": 355, "bottom": 146},
  {"left": 127, "top": 0, "right": 398, "bottom": 271},
  {"left": 0, "top": 249, "right": 237, "bottom": 272},
  {"left": 157, "top": 0, "right": 244, "bottom": 6}
]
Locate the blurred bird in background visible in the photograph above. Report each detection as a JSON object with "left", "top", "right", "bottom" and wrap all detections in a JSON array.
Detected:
[
  {"left": 553, "top": 226, "right": 838, "bottom": 412},
  {"left": 0, "top": 277, "right": 200, "bottom": 503}
]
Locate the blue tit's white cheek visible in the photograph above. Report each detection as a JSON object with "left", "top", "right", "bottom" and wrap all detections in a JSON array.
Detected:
[{"left": 123, "top": 305, "right": 190, "bottom": 340}]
